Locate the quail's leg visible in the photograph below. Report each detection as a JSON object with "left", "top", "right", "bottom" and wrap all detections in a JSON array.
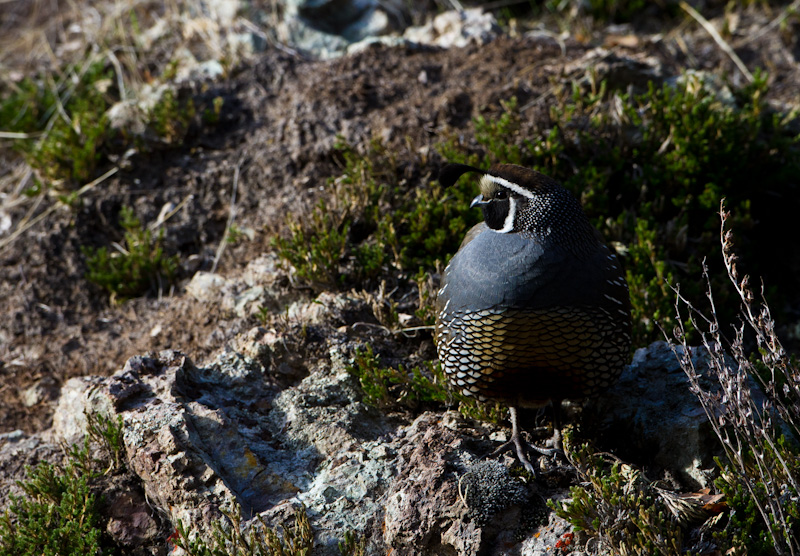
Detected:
[
  {"left": 490, "top": 405, "right": 564, "bottom": 474},
  {"left": 508, "top": 406, "right": 537, "bottom": 474}
]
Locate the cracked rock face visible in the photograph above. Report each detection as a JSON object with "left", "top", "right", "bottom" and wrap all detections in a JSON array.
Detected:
[
  {"left": 36, "top": 319, "right": 728, "bottom": 555},
  {"left": 3, "top": 270, "right": 734, "bottom": 555}
]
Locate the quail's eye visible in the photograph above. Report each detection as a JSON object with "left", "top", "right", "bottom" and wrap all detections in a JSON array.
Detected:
[{"left": 494, "top": 190, "right": 509, "bottom": 200}]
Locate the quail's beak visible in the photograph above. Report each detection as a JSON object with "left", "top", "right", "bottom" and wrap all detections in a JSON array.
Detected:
[{"left": 470, "top": 194, "right": 488, "bottom": 208}]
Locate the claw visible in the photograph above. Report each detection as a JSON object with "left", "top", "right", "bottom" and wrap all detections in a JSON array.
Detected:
[{"left": 489, "top": 405, "right": 566, "bottom": 475}]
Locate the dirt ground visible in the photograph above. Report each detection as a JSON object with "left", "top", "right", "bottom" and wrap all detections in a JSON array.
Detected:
[{"left": 2, "top": 2, "right": 800, "bottom": 435}]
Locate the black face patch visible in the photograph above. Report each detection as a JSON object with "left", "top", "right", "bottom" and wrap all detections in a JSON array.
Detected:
[{"left": 482, "top": 198, "right": 511, "bottom": 230}]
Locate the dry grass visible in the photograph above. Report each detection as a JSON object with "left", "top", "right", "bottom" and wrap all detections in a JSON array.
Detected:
[
  {"left": 668, "top": 202, "right": 800, "bottom": 555},
  {"left": 0, "top": 0, "right": 277, "bottom": 204}
]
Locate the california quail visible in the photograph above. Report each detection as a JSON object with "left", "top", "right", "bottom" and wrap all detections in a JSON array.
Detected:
[{"left": 435, "top": 163, "right": 632, "bottom": 473}]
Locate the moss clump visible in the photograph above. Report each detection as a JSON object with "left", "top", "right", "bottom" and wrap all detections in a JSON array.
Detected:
[{"left": 82, "top": 206, "right": 179, "bottom": 302}]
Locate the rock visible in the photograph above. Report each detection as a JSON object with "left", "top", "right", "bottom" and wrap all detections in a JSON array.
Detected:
[
  {"left": 42, "top": 327, "right": 734, "bottom": 553},
  {"left": 0, "top": 430, "right": 64, "bottom": 511},
  {"left": 403, "top": 9, "right": 501, "bottom": 49},
  {"left": 584, "top": 341, "right": 723, "bottom": 489},
  {"left": 42, "top": 328, "right": 559, "bottom": 555},
  {"left": 104, "top": 488, "right": 161, "bottom": 547},
  {"left": 228, "top": 285, "right": 268, "bottom": 318},
  {"left": 185, "top": 271, "right": 229, "bottom": 303},
  {"left": 267, "top": 344, "right": 390, "bottom": 457},
  {"left": 279, "top": 0, "right": 398, "bottom": 58},
  {"left": 286, "top": 292, "right": 354, "bottom": 325},
  {"left": 50, "top": 375, "right": 109, "bottom": 446},
  {"left": 20, "top": 376, "right": 59, "bottom": 407},
  {"left": 276, "top": 0, "right": 501, "bottom": 58}
]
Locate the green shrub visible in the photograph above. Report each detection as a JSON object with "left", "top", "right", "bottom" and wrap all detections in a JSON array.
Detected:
[
  {"left": 1, "top": 61, "right": 113, "bottom": 189},
  {"left": 347, "top": 344, "right": 505, "bottom": 422},
  {"left": 1, "top": 60, "right": 214, "bottom": 193},
  {"left": 148, "top": 88, "right": 196, "bottom": 145},
  {"left": 552, "top": 443, "right": 685, "bottom": 555},
  {"left": 338, "top": 530, "right": 367, "bottom": 556},
  {"left": 272, "top": 202, "right": 351, "bottom": 287},
  {"left": 440, "top": 72, "right": 800, "bottom": 347},
  {"left": 82, "top": 206, "right": 179, "bottom": 302},
  {"left": 272, "top": 138, "right": 481, "bottom": 289},
  {"left": 87, "top": 412, "right": 126, "bottom": 473},
  {"left": 173, "top": 504, "right": 313, "bottom": 556},
  {"left": 347, "top": 344, "right": 450, "bottom": 408},
  {"left": 0, "top": 440, "right": 103, "bottom": 556}
]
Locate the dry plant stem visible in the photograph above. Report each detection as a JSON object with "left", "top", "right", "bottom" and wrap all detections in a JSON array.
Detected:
[
  {"left": 680, "top": 1, "right": 754, "bottom": 82},
  {"left": 666, "top": 200, "right": 799, "bottom": 556},
  {"left": 211, "top": 157, "right": 244, "bottom": 273},
  {"left": 0, "top": 167, "right": 119, "bottom": 253},
  {"left": 737, "top": 0, "right": 800, "bottom": 47}
]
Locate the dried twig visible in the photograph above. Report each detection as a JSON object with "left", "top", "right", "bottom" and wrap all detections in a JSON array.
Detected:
[
  {"left": 0, "top": 166, "right": 119, "bottom": 253},
  {"left": 211, "top": 156, "right": 245, "bottom": 273},
  {"left": 680, "top": 1, "right": 754, "bottom": 83},
  {"left": 665, "top": 199, "right": 799, "bottom": 555}
]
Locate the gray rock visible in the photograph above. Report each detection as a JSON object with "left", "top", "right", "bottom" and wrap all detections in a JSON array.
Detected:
[
  {"left": 185, "top": 271, "right": 229, "bottom": 303},
  {"left": 279, "top": 0, "right": 396, "bottom": 58},
  {"left": 40, "top": 324, "right": 730, "bottom": 554},
  {"left": 277, "top": 0, "right": 501, "bottom": 59},
  {"left": 403, "top": 9, "right": 500, "bottom": 49},
  {"left": 0, "top": 431, "right": 64, "bottom": 511},
  {"left": 584, "top": 341, "right": 722, "bottom": 489}
]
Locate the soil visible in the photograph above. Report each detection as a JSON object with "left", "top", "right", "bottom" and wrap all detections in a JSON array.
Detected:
[{"left": 2, "top": 4, "right": 800, "bottom": 436}]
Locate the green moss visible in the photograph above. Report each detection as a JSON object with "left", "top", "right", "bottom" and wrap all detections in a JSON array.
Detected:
[{"left": 82, "top": 206, "right": 179, "bottom": 302}]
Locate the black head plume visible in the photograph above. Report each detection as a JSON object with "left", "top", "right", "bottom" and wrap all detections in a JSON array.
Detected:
[{"left": 438, "top": 163, "right": 485, "bottom": 188}]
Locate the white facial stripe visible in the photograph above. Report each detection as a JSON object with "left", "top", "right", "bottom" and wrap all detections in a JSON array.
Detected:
[
  {"left": 484, "top": 174, "right": 535, "bottom": 199},
  {"left": 495, "top": 197, "right": 516, "bottom": 234}
]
